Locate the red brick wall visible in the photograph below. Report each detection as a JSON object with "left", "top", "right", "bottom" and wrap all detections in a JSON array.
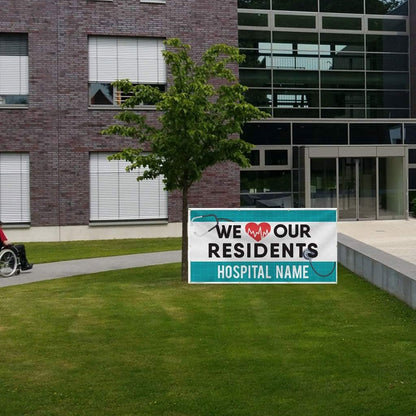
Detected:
[{"left": 0, "top": 0, "right": 240, "bottom": 226}]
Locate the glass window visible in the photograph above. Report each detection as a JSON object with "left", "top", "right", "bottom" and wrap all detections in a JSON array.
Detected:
[
  {"left": 368, "top": 18, "right": 406, "bottom": 32},
  {"left": 0, "top": 33, "right": 28, "bottom": 106},
  {"left": 367, "top": 108, "right": 409, "bottom": 118},
  {"left": 265, "top": 150, "right": 288, "bottom": 165},
  {"left": 88, "top": 36, "right": 166, "bottom": 106},
  {"left": 366, "top": 53, "right": 408, "bottom": 71},
  {"left": 238, "top": 13, "right": 268, "bottom": 26},
  {"left": 405, "top": 124, "right": 416, "bottom": 144},
  {"left": 322, "top": 108, "right": 366, "bottom": 118},
  {"left": 239, "top": 30, "right": 271, "bottom": 48},
  {"left": 366, "top": 35, "right": 408, "bottom": 53},
  {"left": 272, "top": 55, "right": 319, "bottom": 70},
  {"left": 409, "top": 169, "right": 416, "bottom": 189},
  {"left": 366, "top": 72, "right": 409, "bottom": 90},
  {"left": 321, "top": 71, "right": 365, "bottom": 89},
  {"left": 244, "top": 88, "right": 272, "bottom": 107},
  {"left": 408, "top": 149, "right": 416, "bottom": 164},
  {"left": 249, "top": 150, "right": 260, "bottom": 166},
  {"left": 365, "top": 0, "right": 408, "bottom": 15},
  {"left": 273, "top": 0, "right": 318, "bottom": 11},
  {"left": 320, "top": 0, "right": 364, "bottom": 13},
  {"left": 273, "top": 70, "right": 319, "bottom": 88},
  {"left": 0, "top": 153, "right": 30, "bottom": 223},
  {"left": 274, "top": 107, "right": 319, "bottom": 117},
  {"left": 240, "top": 49, "right": 270, "bottom": 68},
  {"left": 367, "top": 91, "right": 409, "bottom": 108},
  {"left": 274, "top": 89, "right": 319, "bottom": 108},
  {"left": 90, "top": 153, "right": 168, "bottom": 221},
  {"left": 321, "top": 90, "right": 365, "bottom": 108},
  {"left": 350, "top": 123, "right": 403, "bottom": 144},
  {"left": 293, "top": 123, "right": 348, "bottom": 145},
  {"left": 310, "top": 158, "right": 337, "bottom": 209},
  {"left": 273, "top": 32, "right": 319, "bottom": 51},
  {"left": 240, "top": 69, "right": 271, "bottom": 87},
  {"left": 321, "top": 54, "right": 364, "bottom": 71},
  {"left": 238, "top": 0, "right": 270, "bottom": 9},
  {"left": 241, "top": 170, "right": 291, "bottom": 192},
  {"left": 275, "top": 14, "right": 316, "bottom": 28},
  {"left": 241, "top": 123, "right": 291, "bottom": 145},
  {"left": 322, "top": 16, "right": 362, "bottom": 30},
  {"left": 320, "top": 33, "right": 364, "bottom": 53}
]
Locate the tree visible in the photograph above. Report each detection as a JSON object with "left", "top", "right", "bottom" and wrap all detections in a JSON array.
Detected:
[{"left": 102, "top": 38, "right": 269, "bottom": 281}]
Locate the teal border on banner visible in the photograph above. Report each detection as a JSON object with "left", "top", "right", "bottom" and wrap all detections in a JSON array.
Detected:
[
  {"left": 190, "top": 261, "right": 337, "bottom": 284},
  {"left": 190, "top": 208, "right": 336, "bottom": 223}
]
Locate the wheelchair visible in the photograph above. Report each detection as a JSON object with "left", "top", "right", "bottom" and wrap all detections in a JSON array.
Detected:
[{"left": 0, "top": 246, "right": 21, "bottom": 277}]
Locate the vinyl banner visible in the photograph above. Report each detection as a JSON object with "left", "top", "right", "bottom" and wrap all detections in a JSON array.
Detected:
[{"left": 188, "top": 208, "right": 337, "bottom": 284}]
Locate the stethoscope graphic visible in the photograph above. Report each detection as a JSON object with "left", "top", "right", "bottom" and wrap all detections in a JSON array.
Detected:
[
  {"left": 191, "top": 214, "right": 234, "bottom": 237},
  {"left": 303, "top": 249, "right": 336, "bottom": 278},
  {"left": 191, "top": 213, "right": 335, "bottom": 278}
]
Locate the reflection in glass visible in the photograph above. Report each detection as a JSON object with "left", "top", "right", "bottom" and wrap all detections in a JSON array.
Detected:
[
  {"left": 321, "top": 71, "right": 365, "bottom": 89},
  {"left": 272, "top": 0, "right": 318, "bottom": 11},
  {"left": 238, "top": 30, "right": 271, "bottom": 48},
  {"left": 89, "top": 83, "right": 114, "bottom": 105},
  {"left": 339, "top": 158, "right": 357, "bottom": 220},
  {"left": 244, "top": 88, "right": 272, "bottom": 107},
  {"left": 265, "top": 150, "right": 288, "bottom": 165},
  {"left": 310, "top": 158, "right": 336, "bottom": 208},
  {"left": 274, "top": 89, "right": 319, "bottom": 108},
  {"left": 273, "top": 70, "right": 319, "bottom": 88},
  {"left": 367, "top": 91, "right": 409, "bottom": 108},
  {"left": 321, "top": 90, "right": 365, "bottom": 108},
  {"left": 366, "top": 35, "right": 408, "bottom": 52},
  {"left": 366, "top": 54, "right": 408, "bottom": 71},
  {"left": 240, "top": 69, "right": 271, "bottom": 87},
  {"left": 320, "top": 33, "right": 364, "bottom": 52},
  {"left": 321, "top": 54, "right": 364, "bottom": 70},
  {"left": 359, "top": 158, "right": 377, "bottom": 219},
  {"left": 366, "top": 72, "right": 409, "bottom": 90},
  {"left": 350, "top": 123, "right": 403, "bottom": 144},
  {"left": 238, "top": 13, "right": 268, "bottom": 26},
  {"left": 368, "top": 18, "right": 407, "bottom": 32},
  {"left": 322, "top": 16, "right": 362, "bottom": 30},
  {"left": 238, "top": 0, "right": 270, "bottom": 9},
  {"left": 365, "top": 0, "right": 408, "bottom": 15},
  {"left": 320, "top": 0, "right": 364, "bottom": 13},
  {"left": 275, "top": 14, "right": 316, "bottom": 28},
  {"left": 249, "top": 150, "right": 260, "bottom": 166},
  {"left": 379, "top": 157, "right": 404, "bottom": 218}
]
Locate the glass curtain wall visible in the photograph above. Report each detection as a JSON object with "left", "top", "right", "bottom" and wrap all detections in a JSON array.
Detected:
[{"left": 238, "top": 0, "right": 409, "bottom": 118}]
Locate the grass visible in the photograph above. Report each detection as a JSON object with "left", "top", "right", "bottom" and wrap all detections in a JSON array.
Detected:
[
  {"left": 1, "top": 263, "right": 416, "bottom": 415},
  {"left": 24, "top": 237, "right": 181, "bottom": 264}
]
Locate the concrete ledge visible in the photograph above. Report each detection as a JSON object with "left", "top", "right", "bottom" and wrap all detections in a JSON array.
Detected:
[{"left": 338, "top": 233, "right": 416, "bottom": 309}]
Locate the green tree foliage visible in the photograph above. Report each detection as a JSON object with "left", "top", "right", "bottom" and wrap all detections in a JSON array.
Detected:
[{"left": 102, "top": 38, "right": 269, "bottom": 281}]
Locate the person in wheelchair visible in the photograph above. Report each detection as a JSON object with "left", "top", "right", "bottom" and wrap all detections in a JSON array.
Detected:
[{"left": 0, "top": 223, "right": 33, "bottom": 271}]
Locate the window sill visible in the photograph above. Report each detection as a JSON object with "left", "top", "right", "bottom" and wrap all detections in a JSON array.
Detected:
[
  {"left": 89, "top": 219, "right": 168, "bottom": 227},
  {"left": 0, "top": 105, "right": 28, "bottom": 110},
  {"left": 140, "top": 0, "right": 166, "bottom": 3},
  {"left": 88, "top": 105, "right": 158, "bottom": 111}
]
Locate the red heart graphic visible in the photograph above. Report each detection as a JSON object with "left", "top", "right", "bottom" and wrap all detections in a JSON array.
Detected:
[{"left": 245, "top": 222, "right": 271, "bottom": 242}]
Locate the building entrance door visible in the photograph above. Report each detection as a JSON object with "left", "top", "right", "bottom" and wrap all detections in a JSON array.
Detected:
[
  {"left": 338, "top": 157, "right": 376, "bottom": 220},
  {"left": 307, "top": 147, "right": 407, "bottom": 220}
]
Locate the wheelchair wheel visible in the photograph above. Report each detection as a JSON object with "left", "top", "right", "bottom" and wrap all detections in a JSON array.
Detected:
[{"left": 0, "top": 249, "right": 18, "bottom": 277}]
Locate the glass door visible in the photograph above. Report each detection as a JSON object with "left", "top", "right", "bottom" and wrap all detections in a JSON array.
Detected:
[{"left": 338, "top": 158, "right": 357, "bottom": 220}]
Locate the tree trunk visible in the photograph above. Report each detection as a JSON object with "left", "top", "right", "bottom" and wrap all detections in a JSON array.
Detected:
[{"left": 181, "top": 185, "right": 189, "bottom": 282}]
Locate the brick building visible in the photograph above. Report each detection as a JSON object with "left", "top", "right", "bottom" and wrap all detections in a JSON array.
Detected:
[{"left": 0, "top": 0, "right": 241, "bottom": 241}]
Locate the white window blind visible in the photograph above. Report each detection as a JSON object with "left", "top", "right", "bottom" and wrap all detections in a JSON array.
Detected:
[
  {"left": 0, "top": 153, "right": 30, "bottom": 223},
  {"left": 89, "top": 36, "right": 166, "bottom": 84},
  {"left": 90, "top": 153, "right": 168, "bottom": 221},
  {"left": 0, "top": 34, "right": 28, "bottom": 96}
]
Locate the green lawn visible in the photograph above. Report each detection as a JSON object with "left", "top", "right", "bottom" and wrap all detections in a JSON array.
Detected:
[
  {"left": 25, "top": 238, "right": 181, "bottom": 264},
  {"left": 1, "top": 263, "right": 416, "bottom": 415}
]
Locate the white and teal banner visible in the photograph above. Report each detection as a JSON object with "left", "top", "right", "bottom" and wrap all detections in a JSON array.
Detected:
[{"left": 188, "top": 208, "right": 337, "bottom": 284}]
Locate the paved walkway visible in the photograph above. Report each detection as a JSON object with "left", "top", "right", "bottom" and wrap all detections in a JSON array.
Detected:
[
  {"left": 0, "top": 250, "right": 181, "bottom": 288},
  {"left": 2, "top": 218, "right": 416, "bottom": 288}
]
